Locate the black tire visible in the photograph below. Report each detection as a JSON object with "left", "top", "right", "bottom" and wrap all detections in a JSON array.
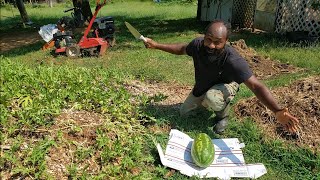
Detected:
[
  {"left": 65, "top": 44, "right": 80, "bottom": 58},
  {"left": 51, "top": 50, "right": 58, "bottom": 57}
]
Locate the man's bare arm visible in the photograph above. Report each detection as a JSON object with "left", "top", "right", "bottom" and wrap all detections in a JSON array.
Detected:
[
  {"left": 244, "top": 75, "right": 282, "bottom": 113},
  {"left": 244, "top": 75, "right": 299, "bottom": 132},
  {"left": 144, "top": 37, "right": 187, "bottom": 55}
]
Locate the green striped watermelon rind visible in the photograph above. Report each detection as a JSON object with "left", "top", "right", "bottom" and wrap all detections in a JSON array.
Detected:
[{"left": 191, "top": 133, "right": 215, "bottom": 168}]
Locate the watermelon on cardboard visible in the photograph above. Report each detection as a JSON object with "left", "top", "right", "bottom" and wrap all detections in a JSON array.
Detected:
[{"left": 191, "top": 133, "right": 215, "bottom": 168}]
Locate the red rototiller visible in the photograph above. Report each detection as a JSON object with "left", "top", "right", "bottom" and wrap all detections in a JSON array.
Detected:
[{"left": 50, "top": 0, "right": 115, "bottom": 58}]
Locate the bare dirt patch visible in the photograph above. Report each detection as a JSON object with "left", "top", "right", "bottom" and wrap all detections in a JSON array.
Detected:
[
  {"left": 124, "top": 80, "right": 193, "bottom": 106},
  {"left": 45, "top": 109, "right": 105, "bottom": 179},
  {"left": 234, "top": 75, "right": 320, "bottom": 152},
  {"left": 231, "top": 39, "right": 302, "bottom": 79},
  {"left": 0, "top": 31, "right": 43, "bottom": 53}
]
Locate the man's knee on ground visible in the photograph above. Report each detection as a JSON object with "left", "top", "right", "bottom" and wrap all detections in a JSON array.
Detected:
[
  {"left": 202, "top": 89, "right": 226, "bottom": 112},
  {"left": 179, "top": 92, "right": 204, "bottom": 116}
]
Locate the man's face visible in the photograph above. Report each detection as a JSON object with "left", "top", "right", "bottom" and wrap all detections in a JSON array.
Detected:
[
  {"left": 203, "top": 24, "right": 227, "bottom": 54},
  {"left": 203, "top": 33, "right": 227, "bottom": 54}
]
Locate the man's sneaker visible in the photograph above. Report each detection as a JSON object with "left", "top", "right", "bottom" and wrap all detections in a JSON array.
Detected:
[{"left": 213, "top": 116, "right": 228, "bottom": 134}]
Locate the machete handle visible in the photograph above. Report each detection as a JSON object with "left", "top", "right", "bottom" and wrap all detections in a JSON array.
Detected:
[{"left": 140, "top": 35, "right": 147, "bottom": 43}]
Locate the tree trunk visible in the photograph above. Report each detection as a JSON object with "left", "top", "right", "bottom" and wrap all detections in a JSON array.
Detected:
[
  {"left": 72, "top": 0, "right": 93, "bottom": 23},
  {"left": 15, "top": 0, "right": 30, "bottom": 23},
  {"left": 48, "top": 0, "right": 53, "bottom": 8},
  {"left": 197, "top": 0, "right": 202, "bottom": 20}
]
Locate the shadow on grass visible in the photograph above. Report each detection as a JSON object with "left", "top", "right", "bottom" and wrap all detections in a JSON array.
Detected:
[
  {"left": 112, "top": 15, "right": 207, "bottom": 44},
  {"left": 141, "top": 103, "right": 221, "bottom": 137},
  {"left": 0, "top": 16, "right": 60, "bottom": 33},
  {"left": 3, "top": 13, "right": 316, "bottom": 58},
  {"left": 0, "top": 41, "right": 44, "bottom": 57},
  {"left": 0, "top": 16, "right": 60, "bottom": 57},
  {"left": 229, "top": 30, "right": 319, "bottom": 49},
  {"left": 0, "top": 15, "right": 207, "bottom": 57}
]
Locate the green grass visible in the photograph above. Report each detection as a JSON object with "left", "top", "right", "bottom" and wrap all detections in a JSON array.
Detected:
[
  {"left": 1, "top": 1, "right": 320, "bottom": 179},
  {"left": 229, "top": 32, "right": 320, "bottom": 73}
]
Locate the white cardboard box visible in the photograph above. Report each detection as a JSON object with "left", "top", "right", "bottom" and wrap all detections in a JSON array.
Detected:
[{"left": 157, "top": 129, "right": 267, "bottom": 180}]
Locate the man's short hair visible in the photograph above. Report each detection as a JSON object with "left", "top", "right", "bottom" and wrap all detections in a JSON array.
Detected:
[{"left": 205, "top": 19, "right": 231, "bottom": 39}]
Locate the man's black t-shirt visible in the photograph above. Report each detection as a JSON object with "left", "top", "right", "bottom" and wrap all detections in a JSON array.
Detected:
[{"left": 186, "top": 37, "right": 253, "bottom": 97}]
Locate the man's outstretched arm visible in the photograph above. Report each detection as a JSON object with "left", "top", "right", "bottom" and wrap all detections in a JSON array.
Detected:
[
  {"left": 144, "top": 37, "right": 188, "bottom": 55},
  {"left": 244, "top": 75, "right": 299, "bottom": 133}
]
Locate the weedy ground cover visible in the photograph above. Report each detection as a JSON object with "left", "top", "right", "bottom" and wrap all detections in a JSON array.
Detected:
[{"left": 1, "top": 1, "right": 319, "bottom": 179}]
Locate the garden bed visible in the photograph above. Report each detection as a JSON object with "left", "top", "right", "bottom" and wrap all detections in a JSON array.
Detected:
[{"left": 234, "top": 75, "right": 320, "bottom": 152}]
